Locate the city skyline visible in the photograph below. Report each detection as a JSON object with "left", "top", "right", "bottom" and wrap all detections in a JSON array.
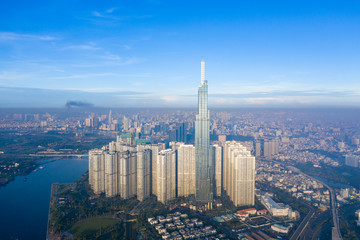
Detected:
[
  {"left": 2, "top": 2, "right": 360, "bottom": 239},
  {"left": 1, "top": 1, "right": 360, "bottom": 107},
  {"left": 87, "top": 61, "right": 254, "bottom": 207}
]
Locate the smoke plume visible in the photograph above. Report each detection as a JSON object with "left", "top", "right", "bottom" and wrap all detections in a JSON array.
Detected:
[{"left": 65, "top": 100, "right": 94, "bottom": 108}]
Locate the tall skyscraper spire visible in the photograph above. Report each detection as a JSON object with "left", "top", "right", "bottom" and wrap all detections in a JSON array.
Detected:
[
  {"left": 195, "top": 60, "right": 213, "bottom": 202},
  {"left": 201, "top": 59, "right": 205, "bottom": 84}
]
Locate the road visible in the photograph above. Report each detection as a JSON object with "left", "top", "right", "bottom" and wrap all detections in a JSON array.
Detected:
[
  {"left": 288, "top": 166, "right": 342, "bottom": 240},
  {"left": 289, "top": 203, "right": 315, "bottom": 240}
]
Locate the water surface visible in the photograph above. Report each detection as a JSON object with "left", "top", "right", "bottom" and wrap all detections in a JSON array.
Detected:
[{"left": 0, "top": 158, "right": 88, "bottom": 240}]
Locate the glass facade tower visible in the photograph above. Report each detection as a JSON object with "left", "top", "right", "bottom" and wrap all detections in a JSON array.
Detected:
[{"left": 195, "top": 60, "right": 213, "bottom": 202}]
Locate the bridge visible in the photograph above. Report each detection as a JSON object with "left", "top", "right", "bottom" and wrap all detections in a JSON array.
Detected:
[{"left": 29, "top": 154, "right": 88, "bottom": 158}]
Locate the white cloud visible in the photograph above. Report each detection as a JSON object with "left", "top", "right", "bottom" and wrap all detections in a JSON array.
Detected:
[
  {"left": 65, "top": 43, "right": 100, "bottom": 51},
  {"left": 162, "top": 96, "right": 178, "bottom": 102},
  {"left": 100, "top": 53, "right": 122, "bottom": 61},
  {"left": 49, "top": 73, "right": 115, "bottom": 80},
  {"left": 48, "top": 72, "right": 151, "bottom": 81},
  {"left": 0, "top": 71, "right": 36, "bottom": 81},
  {"left": 106, "top": 8, "right": 116, "bottom": 13},
  {"left": 0, "top": 32, "right": 57, "bottom": 41},
  {"left": 98, "top": 53, "right": 144, "bottom": 65},
  {"left": 92, "top": 11, "right": 104, "bottom": 17},
  {"left": 244, "top": 97, "right": 287, "bottom": 105}
]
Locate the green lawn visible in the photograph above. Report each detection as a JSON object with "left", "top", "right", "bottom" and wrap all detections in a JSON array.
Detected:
[{"left": 69, "top": 217, "right": 119, "bottom": 238}]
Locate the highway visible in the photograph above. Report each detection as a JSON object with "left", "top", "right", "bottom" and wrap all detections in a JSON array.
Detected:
[
  {"left": 288, "top": 166, "right": 342, "bottom": 240},
  {"left": 289, "top": 203, "right": 315, "bottom": 240}
]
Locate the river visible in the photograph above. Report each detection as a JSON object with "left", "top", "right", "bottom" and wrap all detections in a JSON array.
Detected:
[{"left": 0, "top": 158, "right": 88, "bottom": 240}]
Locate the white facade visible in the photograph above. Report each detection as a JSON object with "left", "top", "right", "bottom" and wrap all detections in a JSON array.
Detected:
[
  {"left": 118, "top": 151, "right": 137, "bottom": 199},
  {"left": 89, "top": 142, "right": 162, "bottom": 201},
  {"left": 271, "top": 224, "right": 290, "bottom": 234},
  {"left": 104, "top": 152, "right": 118, "bottom": 197},
  {"left": 223, "top": 141, "right": 255, "bottom": 206},
  {"left": 147, "top": 144, "right": 162, "bottom": 196},
  {"left": 177, "top": 144, "right": 196, "bottom": 197},
  {"left": 89, "top": 150, "right": 105, "bottom": 194},
  {"left": 156, "top": 149, "right": 176, "bottom": 203},
  {"left": 213, "top": 144, "right": 222, "bottom": 197},
  {"left": 137, "top": 144, "right": 162, "bottom": 196},
  {"left": 137, "top": 149, "right": 151, "bottom": 201},
  {"left": 261, "top": 195, "right": 290, "bottom": 217}
]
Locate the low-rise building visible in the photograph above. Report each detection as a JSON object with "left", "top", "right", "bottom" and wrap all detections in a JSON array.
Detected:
[
  {"left": 271, "top": 223, "right": 291, "bottom": 234},
  {"left": 261, "top": 195, "right": 289, "bottom": 217}
]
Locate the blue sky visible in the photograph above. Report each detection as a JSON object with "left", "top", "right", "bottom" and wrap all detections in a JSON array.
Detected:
[{"left": 0, "top": 0, "right": 359, "bottom": 107}]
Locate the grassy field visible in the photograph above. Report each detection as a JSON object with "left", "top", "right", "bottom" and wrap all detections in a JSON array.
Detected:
[{"left": 69, "top": 217, "right": 119, "bottom": 238}]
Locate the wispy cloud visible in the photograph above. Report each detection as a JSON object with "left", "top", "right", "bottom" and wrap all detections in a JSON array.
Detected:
[
  {"left": 98, "top": 53, "right": 144, "bottom": 65},
  {"left": 49, "top": 73, "right": 115, "bottom": 80},
  {"left": 210, "top": 90, "right": 358, "bottom": 98},
  {"left": 64, "top": 43, "right": 100, "bottom": 51},
  {"left": 92, "top": 11, "right": 105, "bottom": 18},
  {"left": 244, "top": 97, "right": 288, "bottom": 105},
  {"left": 100, "top": 53, "right": 122, "bottom": 61},
  {"left": 0, "top": 32, "right": 57, "bottom": 41},
  {"left": 122, "top": 44, "right": 131, "bottom": 50},
  {"left": 106, "top": 8, "right": 116, "bottom": 13},
  {"left": 48, "top": 72, "right": 151, "bottom": 81},
  {"left": 162, "top": 96, "right": 179, "bottom": 102},
  {"left": 90, "top": 9, "right": 152, "bottom": 25}
]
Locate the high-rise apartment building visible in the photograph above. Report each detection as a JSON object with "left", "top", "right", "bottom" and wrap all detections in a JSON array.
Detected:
[
  {"left": 254, "top": 138, "right": 280, "bottom": 157},
  {"left": 118, "top": 150, "right": 137, "bottom": 199},
  {"left": 88, "top": 61, "right": 256, "bottom": 208},
  {"left": 223, "top": 141, "right": 255, "bottom": 206},
  {"left": 89, "top": 150, "right": 105, "bottom": 194},
  {"left": 266, "top": 138, "right": 280, "bottom": 157},
  {"left": 104, "top": 151, "right": 118, "bottom": 197},
  {"left": 169, "top": 122, "right": 186, "bottom": 142},
  {"left": 156, "top": 149, "right": 176, "bottom": 203},
  {"left": 177, "top": 144, "right": 196, "bottom": 197},
  {"left": 195, "top": 60, "right": 213, "bottom": 202},
  {"left": 136, "top": 148, "right": 151, "bottom": 201},
  {"left": 89, "top": 142, "right": 157, "bottom": 202},
  {"left": 254, "top": 140, "right": 261, "bottom": 157},
  {"left": 345, "top": 155, "right": 360, "bottom": 168},
  {"left": 144, "top": 144, "right": 163, "bottom": 196},
  {"left": 212, "top": 144, "right": 222, "bottom": 197}
]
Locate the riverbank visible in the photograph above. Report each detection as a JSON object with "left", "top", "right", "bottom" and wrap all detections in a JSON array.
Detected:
[
  {"left": 0, "top": 130, "right": 113, "bottom": 189},
  {"left": 47, "top": 183, "right": 59, "bottom": 240}
]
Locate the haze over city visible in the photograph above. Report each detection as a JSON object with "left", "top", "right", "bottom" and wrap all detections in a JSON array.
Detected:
[
  {"left": 1, "top": 0, "right": 360, "bottom": 107},
  {"left": 2, "top": 1, "right": 360, "bottom": 240}
]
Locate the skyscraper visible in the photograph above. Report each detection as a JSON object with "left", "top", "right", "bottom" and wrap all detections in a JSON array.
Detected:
[
  {"left": 177, "top": 144, "right": 196, "bottom": 197},
  {"left": 89, "top": 150, "right": 105, "bottom": 194},
  {"left": 88, "top": 61, "right": 255, "bottom": 208},
  {"left": 195, "top": 60, "right": 213, "bottom": 202},
  {"left": 223, "top": 141, "right": 255, "bottom": 206},
  {"left": 118, "top": 150, "right": 137, "bottom": 199},
  {"left": 104, "top": 151, "right": 118, "bottom": 197},
  {"left": 156, "top": 149, "right": 176, "bottom": 203},
  {"left": 212, "top": 144, "right": 222, "bottom": 197}
]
